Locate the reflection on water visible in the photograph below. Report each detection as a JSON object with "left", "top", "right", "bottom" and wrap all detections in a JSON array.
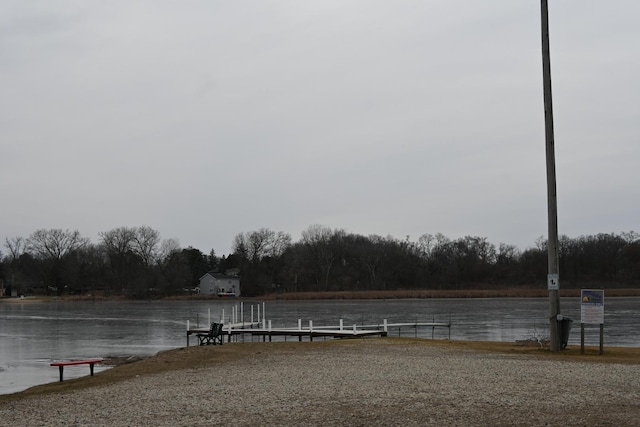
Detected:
[{"left": 1, "top": 297, "right": 638, "bottom": 394}]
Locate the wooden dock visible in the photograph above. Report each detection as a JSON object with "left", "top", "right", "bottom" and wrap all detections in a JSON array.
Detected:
[
  {"left": 186, "top": 319, "right": 450, "bottom": 346},
  {"left": 233, "top": 327, "right": 387, "bottom": 342},
  {"left": 187, "top": 324, "right": 387, "bottom": 345}
]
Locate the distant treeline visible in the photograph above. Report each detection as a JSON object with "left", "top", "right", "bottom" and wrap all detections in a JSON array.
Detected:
[{"left": 1, "top": 226, "right": 639, "bottom": 298}]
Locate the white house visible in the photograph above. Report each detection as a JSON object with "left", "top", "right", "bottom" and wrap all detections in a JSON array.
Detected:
[{"left": 198, "top": 272, "right": 240, "bottom": 297}]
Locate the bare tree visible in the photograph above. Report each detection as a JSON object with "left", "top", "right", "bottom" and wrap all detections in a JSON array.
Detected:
[
  {"left": 132, "top": 225, "right": 161, "bottom": 267},
  {"left": 99, "top": 226, "right": 140, "bottom": 293},
  {"left": 27, "top": 229, "right": 89, "bottom": 260},
  {"left": 301, "top": 225, "right": 339, "bottom": 291},
  {"left": 4, "top": 236, "right": 26, "bottom": 261},
  {"left": 25, "top": 229, "right": 89, "bottom": 294},
  {"left": 233, "top": 229, "right": 292, "bottom": 261},
  {"left": 417, "top": 233, "right": 435, "bottom": 259},
  {"left": 247, "top": 228, "right": 273, "bottom": 261},
  {"left": 232, "top": 233, "right": 249, "bottom": 258},
  {"left": 497, "top": 243, "right": 520, "bottom": 265},
  {"left": 535, "top": 235, "right": 547, "bottom": 251},
  {"left": 270, "top": 231, "right": 292, "bottom": 257},
  {"left": 99, "top": 227, "right": 136, "bottom": 256},
  {"left": 621, "top": 231, "right": 639, "bottom": 244},
  {"left": 159, "top": 238, "right": 181, "bottom": 262}
]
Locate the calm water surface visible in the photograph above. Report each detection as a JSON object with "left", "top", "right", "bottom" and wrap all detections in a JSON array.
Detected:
[{"left": 1, "top": 297, "right": 638, "bottom": 395}]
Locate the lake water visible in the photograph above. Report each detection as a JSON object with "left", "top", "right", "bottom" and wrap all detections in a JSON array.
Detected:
[{"left": 1, "top": 297, "right": 639, "bottom": 395}]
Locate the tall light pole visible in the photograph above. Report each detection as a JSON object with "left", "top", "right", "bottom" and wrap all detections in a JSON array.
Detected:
[{"left": 540, "top": 0, "right": 562, "bottom": 351}]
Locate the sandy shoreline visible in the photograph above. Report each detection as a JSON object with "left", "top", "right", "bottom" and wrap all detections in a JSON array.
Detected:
[{"left": 1, "top": 339, "right": 639, "bottom": 426}]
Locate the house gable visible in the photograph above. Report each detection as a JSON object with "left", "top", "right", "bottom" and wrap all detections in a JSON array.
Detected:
[{"left": 198, "top": 272, "right": 241, "bottom": 297}]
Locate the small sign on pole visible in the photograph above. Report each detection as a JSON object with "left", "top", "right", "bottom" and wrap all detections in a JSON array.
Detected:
[
  {"left": 547, "top": 274, "right": 559, "bottom": 290},
  {"left": 580, "top": 289, "right": 605, "bottom": 354}
]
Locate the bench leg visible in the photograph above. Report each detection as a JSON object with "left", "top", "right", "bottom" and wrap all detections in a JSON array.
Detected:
[
  {"left": 58, "top": 366, "right": 64, "bottom": 382},
  {"left": 90, "top": 363, "right": 95, "bottom": 376}
]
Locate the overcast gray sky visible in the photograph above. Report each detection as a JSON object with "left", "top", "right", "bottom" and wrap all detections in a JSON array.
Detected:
[{"left": 1, "top": 1, "right": 638, "bottom": 256}]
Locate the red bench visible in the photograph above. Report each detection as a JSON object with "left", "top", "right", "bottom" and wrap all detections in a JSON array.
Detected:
[{"left": 50, "top": 358, "right": 104, "bottom": 382}]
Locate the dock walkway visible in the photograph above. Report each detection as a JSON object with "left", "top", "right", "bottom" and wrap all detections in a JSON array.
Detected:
[{"left": 186, "top": 319, "right": 450, "bottom": 346}]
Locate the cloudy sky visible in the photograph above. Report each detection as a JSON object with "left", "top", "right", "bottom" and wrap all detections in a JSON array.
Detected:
[{"left": 1, "top": 1, "right": 638, "bottom": 256}]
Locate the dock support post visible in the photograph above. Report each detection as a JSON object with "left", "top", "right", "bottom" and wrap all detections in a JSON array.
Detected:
[
  {"left": 432, "top": 315, "right": 435, "bottom": 339},
  {"left": 268, "top": 320, "right": 272, "bottom": 342}
]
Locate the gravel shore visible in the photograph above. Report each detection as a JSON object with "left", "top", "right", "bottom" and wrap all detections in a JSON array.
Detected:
[{"left": 2, "top": 339, "right": 639, "bottom": 426}]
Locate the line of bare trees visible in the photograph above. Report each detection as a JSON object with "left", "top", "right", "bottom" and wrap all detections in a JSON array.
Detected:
[
  {"left": 1, "top": 226, "right": 223, "bottom": 297},
  {"left": 2, "top": 226, "right": 639, "bottom": 298},
  {"left": 230, "top": 226, "right": 640, "bottom": 296}
]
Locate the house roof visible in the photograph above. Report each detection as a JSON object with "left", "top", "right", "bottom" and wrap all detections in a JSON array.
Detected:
[{"left": 199, "top": 272, "right": 240, "bottom": 281}]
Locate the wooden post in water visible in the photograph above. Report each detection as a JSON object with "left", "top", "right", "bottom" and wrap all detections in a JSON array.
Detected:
[{"left": 541, "top": 0, "right": 562, "bottom": 352}]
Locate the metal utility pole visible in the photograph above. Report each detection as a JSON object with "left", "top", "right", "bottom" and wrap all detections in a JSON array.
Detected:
[{"left": 540, "top": 0, "right": 561, "bottom": 351}]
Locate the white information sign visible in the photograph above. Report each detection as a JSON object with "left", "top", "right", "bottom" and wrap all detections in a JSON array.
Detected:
[
  {"left": 581, "top": 289, "right": 604, "bottom": 324},
  {"left": 547, "top": 274, "right": 559, "bottom": 290}
]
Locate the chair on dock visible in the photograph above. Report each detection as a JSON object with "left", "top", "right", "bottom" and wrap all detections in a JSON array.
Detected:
[{"left": 196, "top": 322, "right": 224, "bottom": 346}]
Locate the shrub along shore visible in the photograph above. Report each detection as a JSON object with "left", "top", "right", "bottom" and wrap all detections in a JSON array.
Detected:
[
  {"left": 260, "top": 287, "right": 640, "bottom": 300},
  {"left": 3, "top": 287, "right": 640, "bottom": 303}
]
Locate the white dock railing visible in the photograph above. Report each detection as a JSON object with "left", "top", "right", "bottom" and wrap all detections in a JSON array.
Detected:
[{"left": 186, "top": 302, "right": 451, "bottom": 345}]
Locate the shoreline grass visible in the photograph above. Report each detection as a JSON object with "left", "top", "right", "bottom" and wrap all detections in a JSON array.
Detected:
[{"left": 3, "top": 287, "right": 640, "bottom": 303}]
